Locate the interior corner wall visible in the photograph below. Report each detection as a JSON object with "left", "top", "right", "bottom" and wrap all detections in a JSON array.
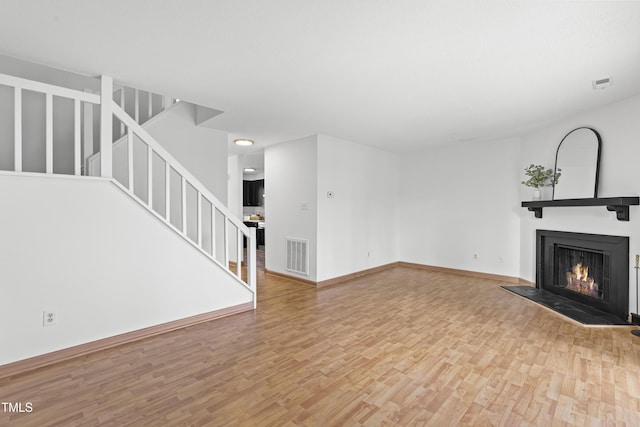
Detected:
[
  {"left": 316, "top": 134, "right": 399, "bottom": 281},
  {"left": 397, "top": 137, "right": 522, "bottom": 277},
  {"left": 144, "top": 102, "right": 229, "bottom": 204},
  {"left": 0, "top": 174, "right": 252, "bottom": 366},
  {"left": 227, "top": 154, "right": 242, "bottom": 218},
  {"left": 518, "top": 94, "right": 640, "bottom": 313},
  {"left": 264, "top": 135, "right": 318, "bottom": 281}
]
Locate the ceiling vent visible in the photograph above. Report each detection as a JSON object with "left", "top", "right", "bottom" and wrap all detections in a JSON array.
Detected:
[{"left": 592, "top": 77, "right": 612, "bottom": 90}]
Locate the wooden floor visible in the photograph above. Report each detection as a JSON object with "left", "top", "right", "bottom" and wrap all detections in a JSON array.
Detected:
[{"left": 2, "top": 266, "right": 640, "bottom": 426}]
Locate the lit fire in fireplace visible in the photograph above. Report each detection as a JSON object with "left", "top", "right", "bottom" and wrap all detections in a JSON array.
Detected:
[{"left": 566, "top": 263, "right": 599, "bottom": 298}]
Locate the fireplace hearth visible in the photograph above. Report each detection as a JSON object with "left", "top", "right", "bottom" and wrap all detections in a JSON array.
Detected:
[{"left": 536, "top": 230, "right": 629, "bottom": 321}]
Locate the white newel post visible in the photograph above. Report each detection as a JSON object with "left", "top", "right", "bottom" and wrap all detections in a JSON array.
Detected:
[
  {"left": 248, "top": 227, "right": 257, "bottom": 307},
  {"left": 100, "top": 76, "right": 113, "bottom": 178}
]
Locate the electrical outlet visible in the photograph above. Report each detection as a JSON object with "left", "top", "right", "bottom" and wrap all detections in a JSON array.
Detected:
[
  {"left": 473, "top": 253, "right": 478, "bottom": 260},
  {"left": 43, "top": 309, "right": 57, "bottom": 327}
]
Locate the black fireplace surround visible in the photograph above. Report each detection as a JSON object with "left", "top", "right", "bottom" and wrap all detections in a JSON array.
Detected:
[{"left": 536, "top": 230, "right": 629, "bottom": 321}]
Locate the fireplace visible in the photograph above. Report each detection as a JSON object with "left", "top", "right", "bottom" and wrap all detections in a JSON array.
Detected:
[{"left": 536, "top": 230, "right": 629, "bottom": 321}]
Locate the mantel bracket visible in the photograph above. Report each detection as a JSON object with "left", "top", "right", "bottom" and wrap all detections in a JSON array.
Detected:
[
  {"left": 527, "top": 207, "right": 543, "bottom": 219},
  {"left": 606, "top": 205, "right": 630, "bottom": 221}
]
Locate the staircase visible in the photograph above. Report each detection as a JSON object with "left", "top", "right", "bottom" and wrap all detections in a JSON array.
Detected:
[{"left": 0, "top": 71, "right": 257, "bottom": 370}]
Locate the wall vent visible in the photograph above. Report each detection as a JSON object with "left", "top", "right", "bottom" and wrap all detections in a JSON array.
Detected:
[
  {"left": 286, "top": 238, "right": 309, "bottom": 276},
  {"left": 592, "top": 77, "right": 612, "bottom": 90}
]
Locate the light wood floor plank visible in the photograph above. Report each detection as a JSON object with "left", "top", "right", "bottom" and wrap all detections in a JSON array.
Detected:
[{"left": 2, "top": 266, "right": 640, "bottom": 425}]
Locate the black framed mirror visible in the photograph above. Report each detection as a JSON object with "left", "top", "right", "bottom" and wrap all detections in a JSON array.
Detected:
[{"left": 552, "top": 127, "right": 601, "bottom": 200}]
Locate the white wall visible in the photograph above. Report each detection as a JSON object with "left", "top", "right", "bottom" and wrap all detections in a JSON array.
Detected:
[
  {"left": 316, "top": 134, "right": 399, "bottom": 281},
  {"left": 518, "top": 94, "right": 640, "bottom": 313},
  {"left": 397, "top": 137, "right": 522, "bottom": 277},
  {"left": 394, "top": 93, "right": 640, "bottom": 314},
  {"left": 264, "top": 135, "right": 318, "bottom": 280},
  {"left": 0, "top": 174, "right": 252, "bottom": 366},
  {"left": 228, "top": 154, "right": 242, "bottom": 218}
]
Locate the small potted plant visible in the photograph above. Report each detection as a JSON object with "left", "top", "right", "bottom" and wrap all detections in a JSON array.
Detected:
[{"left": 522, "top": 164, "right": 561, "bottom": 200}]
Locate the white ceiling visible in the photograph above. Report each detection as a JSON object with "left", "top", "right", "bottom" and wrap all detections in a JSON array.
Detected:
[{"left": 1, "top": 1, "right": 640, "bottom": 153}]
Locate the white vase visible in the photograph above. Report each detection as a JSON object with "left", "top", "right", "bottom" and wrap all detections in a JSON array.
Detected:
[{"left": 533, "top": 189, "right": 541, "bottom": 201}]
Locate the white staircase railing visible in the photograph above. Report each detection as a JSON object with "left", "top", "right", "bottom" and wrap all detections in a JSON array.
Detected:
[
  {"left": 109, "top": 102, "right": 257, "bottom": 296},
  {"left": 85, "top": 87, "right": 180, "bottom": 177},
  {"left": 0, "top": 73, "right": 100, "bottom": 175},
  {"left": 112, "top": 84, "right": 177, "bottom": 141},
  {"left": 0, "top": 73, "right": 256, "bottom": 305}
]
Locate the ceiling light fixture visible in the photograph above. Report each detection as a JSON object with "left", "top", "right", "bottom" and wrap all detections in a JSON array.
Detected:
[
  {"left": 234, "top": 139, "right": 254, "bottom": 146},
  {"left": 244, "top": 168, "right": 256, "bottom": 173}
]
